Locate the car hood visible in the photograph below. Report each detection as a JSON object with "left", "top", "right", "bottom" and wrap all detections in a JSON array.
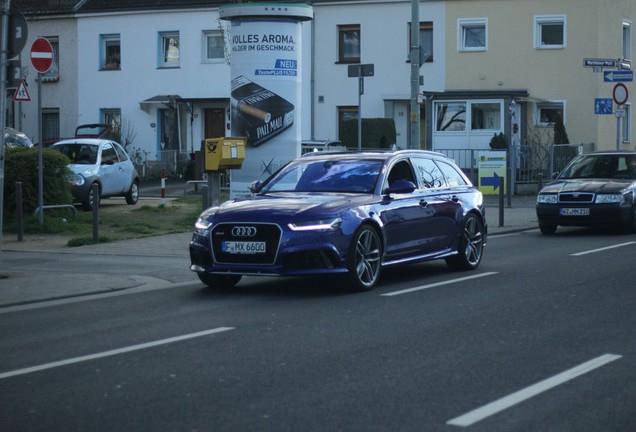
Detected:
[
  {"left": 541, "top": 179, "right": 635, "bottom": 194},
  {"left": 68, "top": 163, "right": 99, "bottom": 177},
  {"left": 207, "top": 192, "right": 375, "bottom": 221}
]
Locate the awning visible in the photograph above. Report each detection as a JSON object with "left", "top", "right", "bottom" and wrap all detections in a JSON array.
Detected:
[{"left": 139, "top": 95, "right": 182, "bottom": 112}]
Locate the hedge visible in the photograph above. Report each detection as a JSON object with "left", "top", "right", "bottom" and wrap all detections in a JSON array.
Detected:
[{"left": 3, "top": 147, "right": 73, "bottom": 219}]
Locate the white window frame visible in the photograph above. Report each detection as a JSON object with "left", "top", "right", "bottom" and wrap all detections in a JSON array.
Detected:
[
  {"left": 202, "top": 30, "right": 224, "bottom": 63},
  {"left": 535, "top": 15, "right": 566, "bottom": 49},
  {"left": 159, "top": 31, "right": 180, "bottom": 68},
  {"left": 457, "top": 18, "right": 487, "bottom": 52},
  {"left": 534, "top": 100, "right": 566, "bottom": 126},
  {"left": 100, "top": 34, "right": 120, "bottom": 70},
  {"left": 623, "top": 20, "right": 632, "bottom": 69}
]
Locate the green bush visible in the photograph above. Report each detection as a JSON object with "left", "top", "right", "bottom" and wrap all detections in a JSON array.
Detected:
[
  {"left": 3, "top": 147, "right": 73, "bottom": 219},
  {"left": 341, "top": 118, "right": 397, "bottom": 149},
  {"left": 489, "top": 132, "right": 507, "bottom": 149}
]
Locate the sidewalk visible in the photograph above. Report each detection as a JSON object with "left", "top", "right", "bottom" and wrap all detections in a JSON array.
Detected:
[{"left": 0, "top": 182, "right": 539, "bottom": 308}]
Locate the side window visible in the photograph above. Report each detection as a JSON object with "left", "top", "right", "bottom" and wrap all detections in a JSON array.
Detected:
[
  {"left": 101, "top": 143, "right": 118, "bottom": 164},
  {"left": 387, "top": 161, "right": 416, "bottom": 186},
  {"left": 436, "top": 161, "right": 468, "bottom": 187},
  {"left": 114, "top": 143, "right": 129, "bottom": 162},
  {"left": 411, "top": 157, "right": 444, "bottom": 188}
]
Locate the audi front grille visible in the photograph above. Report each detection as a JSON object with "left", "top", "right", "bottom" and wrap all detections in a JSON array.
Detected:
[{"left": 211, "top": 223, "right": 282, "bottom": 265}]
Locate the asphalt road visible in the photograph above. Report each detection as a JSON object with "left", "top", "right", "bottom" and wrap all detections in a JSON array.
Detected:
[{"left": 1, "top": 228, "right": 635, "bottom": 431}]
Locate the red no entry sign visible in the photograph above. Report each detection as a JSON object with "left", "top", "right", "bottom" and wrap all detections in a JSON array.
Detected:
[{"left": 30, "top": 37, "right": 53, "bottom": 73}]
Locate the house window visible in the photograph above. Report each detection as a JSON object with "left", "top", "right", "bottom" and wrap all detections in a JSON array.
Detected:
[
  {"left": 408, "top": 22, "right": 434, "bottom": 63},
  {"left": 622, "top": 104, "right": 631, "bottom": 143},
  {"left": 338, "top": 25, "right": 360, "bottom": 63},
  {"left": 41, "top": 108, "right": 60, "bottom": 142},
  {"left": 535, "top": 101, "right": 565, "bottom": 126},
  {"left": 623, "top": 20, "right": 632, "bottom": 69},
  {"left": 101, "top": 108, "right": 121, "bottom": 139},
  {"left": 203, "top": 30, "right": 224, "bottom": 62},
  {"left": 435, "top": 102, "right": 466, "bottom": 132},
  {"left": 101, "top": 34, "right": 120, "bottom": 70},
  {"left": 471, "top": 102, "right": 501, "bottom": 130},
  {"left": 338, "top": 106, "right": 358, "bottom": 139},
  {"left": 535, "top": 15, "right": 566, "bottom": 49},
  {"left": 160, "top": 32, "right": 180, "bottom": 68},
  {"left": 40, "top": 37, "right": 59, "bottom": 82},
  {"left": 458, "top": 19, "right": 487, "bottom": 52}
]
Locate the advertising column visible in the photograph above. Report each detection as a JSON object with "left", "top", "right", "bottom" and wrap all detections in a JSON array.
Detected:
[{"left": 220, "top": 4, "right": 313, "bottom": 198}]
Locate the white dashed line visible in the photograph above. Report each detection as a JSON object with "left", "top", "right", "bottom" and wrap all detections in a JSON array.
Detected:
[
  {"left": 0, "top": 327, "right": 234, "bottom": 380},
  {"left": 570, "top": 242, "right": 636, "bottom": 257},
  {"left": 447, "top": 353, "right": 622, "bottom": 427},
  {"left": 381, "top": 272, "right": 498, "bottom": 297}
]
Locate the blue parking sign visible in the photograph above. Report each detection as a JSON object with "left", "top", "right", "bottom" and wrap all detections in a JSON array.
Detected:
[{"left": 594, "top": 98, "right": 613, "bottom": 115}]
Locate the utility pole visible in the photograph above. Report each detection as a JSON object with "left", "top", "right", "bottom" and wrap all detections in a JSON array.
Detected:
[
  {"left": 0, "top": 0, "right": 11, "bottom": 250},
  {"left": 409, "top": 0, "right": 420, "bottom": 149}
]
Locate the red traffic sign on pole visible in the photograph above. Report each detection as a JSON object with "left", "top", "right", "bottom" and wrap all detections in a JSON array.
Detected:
[
  {"left": 30, "top": 37, "right": 53, "bottom": 73},
  {"left": 613, "top": 82, "right": 629, "bottom": 106}
]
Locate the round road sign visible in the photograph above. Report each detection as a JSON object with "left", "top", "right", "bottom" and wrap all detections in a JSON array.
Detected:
[
  {"left": 30, "top": 37, "right": 53, "bottom": 73},
  {"left": 613, "top": 82, "right": 629, "bottom": 106}
]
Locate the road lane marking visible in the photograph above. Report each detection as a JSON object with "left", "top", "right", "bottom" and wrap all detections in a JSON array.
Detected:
[
  {"left": 571, "top": 241, "right": 636, "bottom": 257},
  {"left": 447, "top": 353, "right": 622, "bottom": 427},
  {"left": 381, "top": 272, "right": 498, "bottom": 297},
  {"left": 0, "top": 327, "right": 234, "bottom": 380}
]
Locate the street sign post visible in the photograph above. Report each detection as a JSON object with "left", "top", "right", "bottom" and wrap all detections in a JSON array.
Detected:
[
  {"left": 30, "top": 37, "right": 54, "bottom": 225},
  {"left": 13, "top": 79, "right": 30, "bottom": 101},
  {"left": 612, "top": 83, "right": 629, "bottom": 150},
  {"left": 348, "top": 64, "right": 374, "bottom": 150},
  {"left": 30, "top": 37, "right": 53, "bottom": 73}
]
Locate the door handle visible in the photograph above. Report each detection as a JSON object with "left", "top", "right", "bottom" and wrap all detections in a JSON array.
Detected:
[
  {"left": 419, "top": 199, "right": 428, "bottom": 207},
  {"left": 451, "top": 196, "right": 459, "bottom": 203}
]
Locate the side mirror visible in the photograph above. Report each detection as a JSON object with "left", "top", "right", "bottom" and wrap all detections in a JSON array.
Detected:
[
  {"left": 249, "top": 180, "right": 263, "bottom": 193},
  {"left": 384, "top": 180, "right": 417, "bottom": 195}
]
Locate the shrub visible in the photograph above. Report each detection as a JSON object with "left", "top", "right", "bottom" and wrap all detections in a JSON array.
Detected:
[
  {"left": 489, "top": 132, "right": 508, "bottom": 149},
  {"left": 341, "top": 118, "right": 397, "bottom": 149},
  {"left": 3, "top": 147, "right": 73, "bottom": 219}
]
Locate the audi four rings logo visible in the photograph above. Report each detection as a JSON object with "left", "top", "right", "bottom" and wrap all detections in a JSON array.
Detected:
[{"left": 231, "top": 226, "right": 257, "bottom": 237}]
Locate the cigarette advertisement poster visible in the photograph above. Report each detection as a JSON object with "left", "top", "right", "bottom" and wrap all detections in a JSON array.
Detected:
[{"left": 228, "top": 17, "right": 304, "bottom": 198}]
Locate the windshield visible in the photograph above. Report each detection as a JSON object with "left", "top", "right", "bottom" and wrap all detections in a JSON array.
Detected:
[
  {"left": 260, "top": 159, "right": 382, "bottom": 193},
  {"left": 52, "top": 143, "right": 98, "bottom": 165},
  {"left": 559, "top": 154, "right": 636, "bottom": 180}
]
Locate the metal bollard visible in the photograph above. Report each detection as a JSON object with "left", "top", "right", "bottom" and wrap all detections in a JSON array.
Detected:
[
  {"left": 537, "top": 172, "right": 543, "bottom": 192},
  {"left": 16, "top": 182, "right": 23, "bottom": 241},
  {"left": 499, "top": 176, "right": 505, "bottom": 228},
  {"left": 201, "top": 185, "right": 209, "bottom": 211},
  {"left": 92, "top": 183, "right": 100, "bottom": 244}
]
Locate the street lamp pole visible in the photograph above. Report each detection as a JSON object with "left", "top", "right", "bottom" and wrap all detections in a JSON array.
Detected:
[{"left": 409, "top": 0, "right": 420, "bottom": 149}]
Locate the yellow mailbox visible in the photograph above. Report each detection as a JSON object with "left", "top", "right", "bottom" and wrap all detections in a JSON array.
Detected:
[{"left": 203, "top": 137, "right": 246, "bottom": 171}]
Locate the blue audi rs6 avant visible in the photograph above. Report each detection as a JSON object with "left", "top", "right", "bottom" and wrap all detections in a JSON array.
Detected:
[{"left": 189, "top": 150, "right": 487, "bottom": 291}]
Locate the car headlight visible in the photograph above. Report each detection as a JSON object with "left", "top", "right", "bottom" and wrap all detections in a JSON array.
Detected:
[
  {"left": 537, "top": 194, "right": 557, "bottom": 204},
  {"left": 289, "top": 217, "right": 343, "bottom": 232},
  {"left": 71, "top": 173, "right": 85, "bottom": 186},
  {"left": 194, "top": 208, "right": 217, "bottom": 231},
  {"left": 595, "top": 194, "right": 623, "bottom": 204}
]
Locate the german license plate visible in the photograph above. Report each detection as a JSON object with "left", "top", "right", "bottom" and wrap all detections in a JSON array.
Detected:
[
  {"left": 223, "top": 241, "right": 266, "bottom": 254},
  {"left": 560, "top": 208, "right": 590, "bottom": 216}
]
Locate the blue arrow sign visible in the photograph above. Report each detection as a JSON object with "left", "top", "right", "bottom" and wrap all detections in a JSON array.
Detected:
[
  {"left": 480, "top": 172, "right": 501, "bottom": 191},
  {"left": 604, "top": 70, "right": 633, "bottom": 82}
]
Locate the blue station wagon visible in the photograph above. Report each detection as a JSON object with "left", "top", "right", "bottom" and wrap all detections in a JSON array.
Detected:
[{"left": 190, "top": 150, "right": 487, "bottom": 291}]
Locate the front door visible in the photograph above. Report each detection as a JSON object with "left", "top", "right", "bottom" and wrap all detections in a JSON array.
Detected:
[{"left": 204, "top": 108, "right": 226, "bottom": 140}]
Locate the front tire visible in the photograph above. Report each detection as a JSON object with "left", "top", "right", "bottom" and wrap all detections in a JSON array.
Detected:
[
  {"left": 344, "top": 225, "right": 382, "bottom": 292},
  {"left": 125, "top": 181, "right": 139, "bottom": 205},
  {"left": 446, "top": 214, "right": 484, "bottom": 271},
  {"left": 197, "top": 273, "right": 242, "bottom": 289},
  {"left": 539, "top": 223, "right": 557, "bottom": 235}
]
